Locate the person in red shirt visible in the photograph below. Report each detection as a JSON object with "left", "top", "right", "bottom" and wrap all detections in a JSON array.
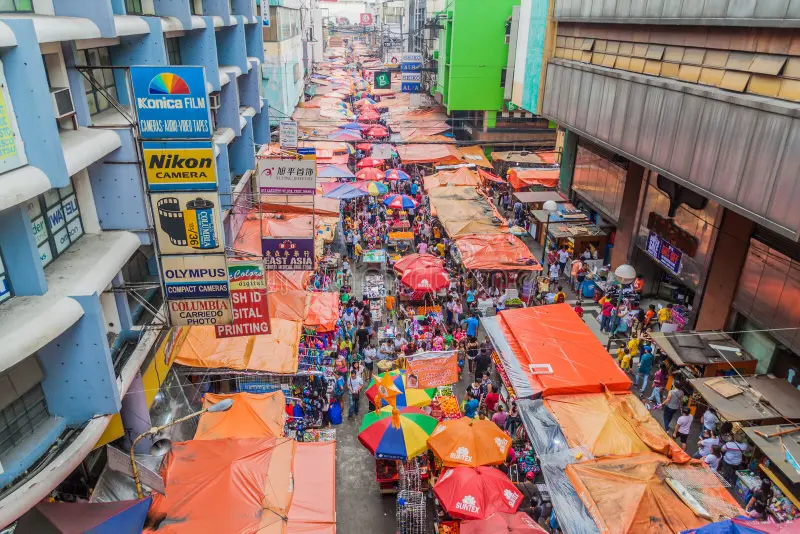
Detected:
[
  {"left": 574, "top": 300, "right": 584, "bottom": 319},
  {"left": 633, "top": 275, "right": 645, "bottom": 293},
  {"left": 484, "top": 384, "right": 500, "bottom": 413}
]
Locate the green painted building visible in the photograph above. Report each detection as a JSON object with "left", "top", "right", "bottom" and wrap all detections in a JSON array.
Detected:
[{"left": 435, "top": 0, "right": 520, "bottom": 115}]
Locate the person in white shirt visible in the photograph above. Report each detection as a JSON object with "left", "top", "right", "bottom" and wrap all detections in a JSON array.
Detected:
[
  {"left": 347, "top": 369, "right": 364, "bottom": 419},
  {"left": 704, "top": 444, "right": 722, "bottom": 471},
  {"left": 673, "top": 407, "right": 693, "bottom": 449},
  {"left": 549, "top": 262, "right": 559, "bottom": 284},
  {"left": 363, "top": 345, "right": 377, "bottom": 379},
  {"left": 694, "top": 430, "right": 720, "bottom": 459},
  {"left": 702, "top": 407, "right": 719, "bottom": 433},
  {"left": 495, "top": 293, "right": 508, "bottom": 313},
  {"left": 720, "top": 437, "right": 750, "bottom": 483},
  {"left": 557, "top": 247, "right": 570, "bottom": 277}
]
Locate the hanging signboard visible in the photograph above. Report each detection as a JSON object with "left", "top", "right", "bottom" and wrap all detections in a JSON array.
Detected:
[
  {"left": 258, "top": 148, "right": 317, "bottom": 195},
  {"left": 401, "top": 73, "right": 421, "bottom": 93},
  {"left": 161, "top": 255, "right": 229, "bottom": 300},
  {"left": 261, "top": 0, "right": 270, "bottom": 27},
  {"left": 278, "top": 120, "right": 298, "bottom": 149},
  {"left": 215, "top": 261, "right": 271, "bottom": 338},
  {"left": 130, "top": 66, "right": 212, "bottom": 140},
  {"left": 374, "top": 71, "right": 391, "bottom": 90},
  {"left": 645, "top": 231, "right": 683, "bottom": 275},
  {"left": 0, "top": 62, "right": 26, "bottom": 173},
  {"left": 151, "top": 192, "right": 224, "bottom": 254},
  {"left": 406, "top": 351, "right": 459, "bottom": 388},
  {"left": 143, "top": 141, "right": 216, "bottom": 191},
  {"left": 360, "top": 13, "right": 373, "bottom": 25},
  {"left": 168, "top": 298, "right": 232, "bottom": 326},
  {"left": 261, "top": 238, "right": 315, "bottom": 271}
]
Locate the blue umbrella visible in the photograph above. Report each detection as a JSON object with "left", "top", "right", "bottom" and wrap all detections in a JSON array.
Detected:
[
  {"left": 319, "top": 165, "right": 356, "bottom": 179},
  {"left": 383, "top": 194, "right": 418, "bottom": 209},
  {"left": 385, "top": 169, "right": 410, "bottom": 181},
  {"left": 340, "top": 123, "right": 362, "bottom": 131},
  {"left": 323, "top": 183, "right": 368, "bottom": 200}
]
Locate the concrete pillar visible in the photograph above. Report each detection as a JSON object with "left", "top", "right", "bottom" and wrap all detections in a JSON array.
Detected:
[
  {"left": 0, "top": 205, "right": 47, "bottom": 296},
  {"left": 695, "top": 209, "right": 754, "bottom": 331},
  {"left": 610, "top": 163, "right": 645, "bottom": 270},
  {"left": 121, "top": 372, "right": 153, "bottom": 454},
  {"left": 558, "top": 129, "right": 578, "bottom": 196}
]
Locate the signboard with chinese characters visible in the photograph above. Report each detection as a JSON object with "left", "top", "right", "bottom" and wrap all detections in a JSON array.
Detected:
[
  {"left": 161, "top": 255, "right": 229, "bottom": 300},
  {"left": 279, "top": 120, "right": 298, "bottom": 149},
  {"left": 0, "top": 62, "right": 26, "bottom": 173},
  {"left": 261, "top": 0, "right": 270, "bottom": 26},
  {"left": 645, "top": 231, "right": 683, "bottom": 275},
  {"left": 151, "top": 192, "right": 224, "bottom": 254},
  {"left": 258, "top": 148, "right": 317, "bottom": 195},
  {"left": 215, "top": 261, "right": 270, "bottom": 338},
  {"left": 261, "top": 238, "right": 315, "bottom": 271},
  {"left": 130, "top": 66, "right": 212, "bottom": 140},
  {"left": 374, "top": 71, "right": 391, "bottom": 90},
  {"left": 143, "top": 141, "right": 216, "bottom": 191},
  {"left": 168, "top": 298, "right": 232, "bottom": 326},
  {"left": 360, "top": 13, "right": 373, "bottom": 25}
]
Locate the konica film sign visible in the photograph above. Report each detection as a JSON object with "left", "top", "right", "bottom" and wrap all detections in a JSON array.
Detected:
[
  {"left": 130, "top": 66, "right": 212, "bottom": 140},
  {"left": 143, "top": 141, "right": 217, "bottom": 191},
  {"left": 161, "top": 255, "right": 229, "bottom": 300}
]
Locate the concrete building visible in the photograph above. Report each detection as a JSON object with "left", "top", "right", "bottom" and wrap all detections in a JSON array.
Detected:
[
  {"left": 0, "top": 0, "right": 267, "bottom": 525},
  {"left": 433, "top": 0, "right": 555, "bottom": 146},
  {"left": 542, "top": 1, "right": 800, "bottom": 385}
]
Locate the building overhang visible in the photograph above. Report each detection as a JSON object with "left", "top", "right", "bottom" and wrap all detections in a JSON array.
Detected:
[
  {"left": 0, "top": 165, "right": 51, "bottom": 212},
  {"left": 60, "top": 128, "right": 122, "bottom": 177}
]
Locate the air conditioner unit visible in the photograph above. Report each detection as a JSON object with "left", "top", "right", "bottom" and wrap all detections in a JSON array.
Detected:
[
  {"left": 50, "top": 87, "right": 75, "bottom": 119},
  {"left": 209, "top": 93, "right": 221, "bottom": 110}
]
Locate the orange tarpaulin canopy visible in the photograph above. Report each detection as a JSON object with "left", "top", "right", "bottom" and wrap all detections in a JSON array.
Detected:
[
  {"left": 429, "top": 188, "right": 509, "bottom": 237},
  {"left": 454, "top": 234, "right": 542, "bottom": 271},
  {"left": 507, "top": 168, "right": 560, "bottom": 190},
  {"left": 305, "top": 292, "right": 340, "bottom": 332},
  {"left": 423, "top": 168, "right": 481, "bottom": 190},
  {"left": 288, "top": 441, "right": 336, "bottom": 532},
  {"left": 234, "top": 212, "right": 339, "bottom": 260},
  {"left": 174, "top": 321, "right": 303, "bottom": 374},
  {"left": 196, "top": 392, "right": 286, "bottom": 440},
  {"left": 266, "top": 271, "right": 312, "bottom": 291},
  {"left": 565, "top": 453, "right": 741, "bottom": 534},
  {"left": 269, "top": 290, "right": 308, "bottom": 323},
  {"left": 544, "top": 391, "right": 690, "bottom": 462},
  {"left": 494, "top": 304, "right": 631, "bottom": 397},
  {"left": 145, "top": 438, "right": 296, "bottom": 534},
  {"left": 478, "top": 169, "right": 506, "bottom": 184},
  {"left": 457, "top": 145, "right": 492, "bottom": 168},
  {"left": 397, "top": 144, "right": 462, "bottom": 165},
  {"left": 259, "top": 195, "right": 341, "bottom": 217}
]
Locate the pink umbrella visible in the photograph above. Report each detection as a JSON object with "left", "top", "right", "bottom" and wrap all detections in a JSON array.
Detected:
[{"left": 356, "top": 157, "right": 386, "bottom": 169}]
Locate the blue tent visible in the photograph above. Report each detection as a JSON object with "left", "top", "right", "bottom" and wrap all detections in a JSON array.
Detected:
[
  {"left": 323, "top": 183, "right": 367, "bottom": 200},
  {"left": 15, "top": 497, "right": 152, "bottom": 534},
  {"left": 319, "top": 165, "right": 356, "bottom": 179},
  {"left": 681, "top": 516, "right": 800, "bottom": 534}
]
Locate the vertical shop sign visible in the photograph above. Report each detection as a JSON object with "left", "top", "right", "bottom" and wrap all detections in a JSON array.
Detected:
[
  {"left": 279, "top": 120, "right": 298, "bottom": 149},
  {"left": 261, "top": 0, "right": 270, "bottom": 27},
  {"left": 0, "top": 62, "right": 26, "bottom": 173},
  {"left": 215, "top": 261, "right": 271, "bottom": 338}
]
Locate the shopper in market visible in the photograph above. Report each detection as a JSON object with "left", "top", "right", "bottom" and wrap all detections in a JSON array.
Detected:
[
  {"left": 347, "top": 368, "right": 364, "bottom": 420},
  {"left": 720, "top": 434, "right": 750, "bottom": 483},
  {"left": 634, "top": 345, "right": 654, "bottom": 394},
  {"left": 695, "top": 429, "right": 720, "bottom": 460},
  {"left": 656, "top": 379, "right": 685, "bottom": 431},
  {"left": 673, "top": 407, "right": 693, "bottom": 450}
]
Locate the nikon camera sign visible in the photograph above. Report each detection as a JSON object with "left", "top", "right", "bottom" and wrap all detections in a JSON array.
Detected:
[{"left": 143, "top": 141, "right": 216, "bottom": 191}]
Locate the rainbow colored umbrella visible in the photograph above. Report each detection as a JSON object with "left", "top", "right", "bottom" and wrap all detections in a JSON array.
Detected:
[
  {"left": 364, "top": 181, "right": 388, "bottom": 196},
  {"left": 365, "top": 369, "right": 436, "bottom": 408},
  {"left": 385, "top": 169, "right": 410, "bottom": 181},
  {"left": 358, "top": 406, "right": 439, "bottom": 461},
  {"left": 384, "top": 194, "right": 418, "bottom": 210}
]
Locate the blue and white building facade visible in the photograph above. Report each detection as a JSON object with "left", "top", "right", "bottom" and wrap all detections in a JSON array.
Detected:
[
  {"left": 262, "top": 0, "right": 308, "bottom": 124},
  {"left": 0, "top": 0, "right": 268, "bottom": 525}
]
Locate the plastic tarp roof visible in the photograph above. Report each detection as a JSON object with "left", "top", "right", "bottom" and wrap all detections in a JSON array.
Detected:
[
  {"left": 174, "top": 321, "right": 303, "bottom": 374},
  {"left": 478, "top": 169, "right": 506, "bottom": 184},
  {"left": 234, "top": 212, "right": 339, "bottom": 260},
  {"left": 266, "top": 271, "right": 312, "bottom": 291},
  {"left": 269, "top": 290, "right": 309, "bottom": 324},
  {"left": 196, "top": 392, "right": 286, "bottom": 440},
  {"left": 483, "top": 304, "right": 631, "bottom": 398},
  {"left": 397, "top": 144, "right": 462, "bottom": 164},
  {"left": 429, "top": 191, "right": 508, "bottom": 238},
  {"left": 16, "top": 498, "right": 152, "bottom": 534},
  {"left": 458, "top": 145, "right": 493, "bottom": 168},
  {"left": 423, "top": 168, "right": 481, "bottom": 190},
  {"left": 288, "top": 442, "right": 336, "bottom": 533},
  {"left": 305, "top": 292, "right": 340, "bottom": 332},
  {"left": 454, "top": 234, "right": 543, "bottom": 271},
  {"left": 544, "top": 391, "right": 690, "bottom": 462},
  {"left": 258, "top": 195, "right": 341, "bottom": 217},
  {"left": 145, "top": 438, "right": 297, "bottom": 534},
  {"left": 507, "top": 168, "right": 560, "bottom": 190},
  {"left": 565, "top": 453, "right": 729, "bottom": 534}
]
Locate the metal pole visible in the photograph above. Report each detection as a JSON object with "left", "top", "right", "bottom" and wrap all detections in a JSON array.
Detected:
[{"left": 540, "top": 214, "right": 550, "bottom": 266}]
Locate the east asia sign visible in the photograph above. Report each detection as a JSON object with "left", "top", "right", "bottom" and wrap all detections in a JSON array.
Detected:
[
  {"left": 143, "top": 141, "right": 216, "bottom": 191},
  {"left": 161, "top": 255, "right": 229, "bottom": 300},
  {"left": 130, "top": 66, "right": 212, "bottom": 140},
  {"left": 215, "top": 261, "right": 271, "bottom": 338},
  {"left": 261, "top": 238, "right": 315, "bottom": 271}
]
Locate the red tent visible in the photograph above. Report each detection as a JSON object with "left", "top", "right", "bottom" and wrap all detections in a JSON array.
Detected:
[
  {"left": 433, "top": 467, "right": 523, "bottom": 521},
  {"left": 356, "top": 168, "right": 384, "bottom": 181},
  {"left": 367, "top": 126, "right": 389, "bottom": 138},
  {"left": 400, "top": 266, "right": 450, "bottom": 293},
  {"left": 356, "top": 157, "right": 385, "bottom": 169},
  {"left": 393, "top": 253, "right": 444, "bottom": 275}
]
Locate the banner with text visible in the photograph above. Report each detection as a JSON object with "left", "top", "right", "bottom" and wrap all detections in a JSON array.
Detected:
[
  {"left": 261, "top": 238, "right": 315, "bottom": 271},
  {"left": 406, "top": 351, "right": 459, "bottom": 389},
  {"left": 258, "top": 148, "right": 317, "bottom": 195},
  {"left": 216, "top": 261, "right": 270, "bottom": 338}
]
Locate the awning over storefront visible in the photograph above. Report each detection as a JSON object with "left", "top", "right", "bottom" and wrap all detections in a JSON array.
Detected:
[
  {"left": 491, "top": 151, "right": 557, "bottom": 165},
  {"left": 743, "top": 425, "right": 800, "bottom": 485},
  {"left": 457, "top": 145, "right": 492, "bottom": 168},
  {"left": 454, "top": 234, "right": 542, "bottom": 271},
  {"left": 689, "top": 376, "right": 800, "bottom": 423},
  {"left": 174, "top": 321, "right": 303, "bottom": 374},
  {"left": 397, "top": 144, "right": 462, "bottom": 165},
  {"left": 195, "top": 392, "right": 286, "bottom": 440},
  {"left": 514, "top": 191, "right": 568, "bottom": 204},
  {"left": 478, "top": 169, "right": 505, "bottom": 184},
  {"left": 507, "top": 168, "right": 560, "bottom": 190},
  {"left": 423, "top": 167, "right": 481, "bottom": 190},
  {"left": 649, "top": 331, "right": 758, "bottom": 369},
  {"left": 288, "top": 442, "right": 337, "bottom": 532},
  {"left": 483, "top": 304, "right": 631, "bottom": 398},
  {"left": 429, "top": 187, "right": 508, "bottom": 237}
]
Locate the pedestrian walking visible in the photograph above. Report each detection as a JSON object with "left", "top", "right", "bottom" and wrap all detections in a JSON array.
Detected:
[
  {"left": 656, "top": 381, "right": 684, "bottom": 431},
  {"left": 634, "top": 346, "right": 654, "bottom": 394},
  {"left": 347, "top": 369, "right": 364, "bottom": 419}
]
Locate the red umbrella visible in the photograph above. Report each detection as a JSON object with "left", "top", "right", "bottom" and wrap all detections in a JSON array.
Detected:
[
  {"left": 367, "top": 126, "right": 389, "bottom": 138},
  {"left": 460, "top": 513, "right": 547, "bottom": 534},
  {"left": 359, "top": 112, "right": 381, "bottom": 123},
  {"left": 356, "top": 157, "right": 385, "bottom": 169},
  {"left": 433, "top": 467, "right": 523, "bottom": 521},
  {"left": 384, "top": 194, "right": 418, "bottom": 209},
  {"left": 400, "top": 266, "right": 450, "bottom": 293},
  {"left": 356, "top": 168, "right": 384, "bottom": 181},
  {"left": 393, "top": 253, "right": 444, "bottom": 275},
  {"left": 356, "top": 143, "right": 372, "bottom": 151}
]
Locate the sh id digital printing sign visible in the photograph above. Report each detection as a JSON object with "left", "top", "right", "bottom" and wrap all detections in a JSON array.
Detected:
[{"left": 130, "top": 67, "right": 212, "bottom": 140}]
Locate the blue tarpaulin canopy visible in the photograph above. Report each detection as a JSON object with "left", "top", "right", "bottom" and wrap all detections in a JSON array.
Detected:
[
  {"left": 323, "top": 183, "right": 367, "bottom": 200},
  {"left": 15, "top": 497, "right": 152, "bottom": 534},
  {"left": 318, "top": 165, "right": 355, "bottom": 179}
]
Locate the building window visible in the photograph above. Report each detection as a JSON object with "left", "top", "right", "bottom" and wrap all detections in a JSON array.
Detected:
[
  {"left": 166, "top": 38, "right": 182, "bottom": 66},
  {"left": 0, "top": 355, "right": 49, "bottom": 460},
  {"left": 0, "top": 248, "right": 12, "bottom": 305},
  {"left": 26, "top": 179, "right": 84, "bottom": 268},
  {"left": 0, "top": 0, "right": 33, "bottom": 13},
  {"left": 76, "top": 47, "right": 117, "bottom": 116},
  {"left": 500, "top": 68, "right": 507, "bottom": 88},
  {"left": 191, "top": 0, "right": 202, "bottom": 15},
  {"left": 125, "top": 0, "right": 143, "bottom": 14}
]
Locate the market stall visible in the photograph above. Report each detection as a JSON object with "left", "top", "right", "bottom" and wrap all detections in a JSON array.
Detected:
[
  {"left": 689, "top": 375, "right": 800, "bottom": 425},
  {"left": 740, "top": 425, "right": 800, "bottom": 522}
]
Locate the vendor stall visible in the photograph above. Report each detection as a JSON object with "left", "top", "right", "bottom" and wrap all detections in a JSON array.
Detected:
[
  {"left": 689, "top": 375, "right": 800, "bottom": 425},
  {"left": 741, "top": 425, "right": 800, "bottom": 522}
]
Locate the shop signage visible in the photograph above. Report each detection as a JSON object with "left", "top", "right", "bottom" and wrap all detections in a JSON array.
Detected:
[
  {"left": 168, "top": 297, "right": 232, "bottom": 326},
  {"left": 261, "top": 0, "right": 270, "bottom": 27},
  {"left": 646, "top": 212, "right": 698, "bottom": 257},
  {"left": 401, "top": 53, "right": 422, "bottom": 93},
  {"left": 151, "top": 192, "right": 224, "bottom": 254},
  {"left": 646, "top": 231, "right": 683, "bottom": 275},
  {"left": 215, "top": 261, "right": 271, "bottom": 338},
  {"left": 279, "top": 120, "right": 298, "bottom": 149},
  {"left": 161, "top": 255, "right": 229, "bottom": 300},
  {"left": 0, "top": 62, "right": 26, "bottom": 173},
  {"left": 374, "top": 71, "right": 391, "bottom": 90},
  {"left": 506, "top": 101, "right": 519, "bottom": 111},
  {"left": 258, "top": 148, "right": 317, "bottom": 195},
  {"left": 143, "top": 141, "right": 216, "bottom": 191},
  {"left": 360, "top": 13, "right": 373, "bottom": 25},
  {"left": 106, "top": 446, "right": 165, "bottom": 494},
  {"left": 406, "top": 351, "right": 459, "bottom": 388},
  {"left": 130, "top": 66, "right": 212, "bottom": 140},
  {"left": 261, "top": 237, "right": 315, "bottom": 271}
]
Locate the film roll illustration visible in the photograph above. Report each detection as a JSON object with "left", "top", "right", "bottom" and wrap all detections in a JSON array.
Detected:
[{"left": 156, "top": 196, "right": 218, "bottom": 250}]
